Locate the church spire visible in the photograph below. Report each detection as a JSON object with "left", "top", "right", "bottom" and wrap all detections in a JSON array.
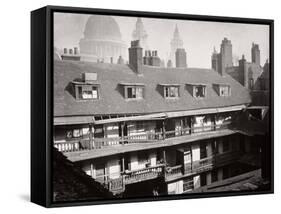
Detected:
[
  {"left": 132, "top": 18, "right": 148, "bottom": 49},
  {"left": 173, "top": 24, "right": 180, "bottom": 39},
  {"left": 170, "top": 24, "right": 184, "bottom": 64}
]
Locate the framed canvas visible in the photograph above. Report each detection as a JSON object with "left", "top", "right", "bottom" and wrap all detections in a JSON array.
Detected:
[{"left": 31, "top": 5, "right": 274, "bottom": 207}]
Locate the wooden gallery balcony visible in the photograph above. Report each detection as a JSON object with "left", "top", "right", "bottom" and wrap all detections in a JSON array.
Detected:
[
  {"left": 98, "top": 151, "right": 242, "bottom": 194},
  {"left": 96, "top": 164, "right": 165, "bottom": 194},
  {"left": 54, "top": 122, "right": 234, "bottom": 155},
  {"left": 123, "top": 164, "right": 164, "bottom": 185},
  {"left": 165, "top": 151, "right": 242, "bottom": 181}
]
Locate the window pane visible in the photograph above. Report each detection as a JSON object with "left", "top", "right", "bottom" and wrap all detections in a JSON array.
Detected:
[
  {"left": 195, "top": 86, "right": 205, "bottom": 97},
  {"left": 127, "top": 87, "right": 140, "bottom": 99},
  {"left": 165, "top": 86, "right": 179, "bottom": 98},
  {"left": 92, "top": 87, "right": 98, "bottom": 99},
  {"left": 127, "top": 87, "right": 133, "bottom": 98},
  {"left": 136, "top": 87, "right": 143, "bottom": 99},
  {"left": 82, "top": 90, "right": 93, "bottom": 99},
  {"left": 78, "top": 86, "right": 82, "bottom": 99},
  {"left": 165, "top": 87, "right": 169, "bottom": 97}
]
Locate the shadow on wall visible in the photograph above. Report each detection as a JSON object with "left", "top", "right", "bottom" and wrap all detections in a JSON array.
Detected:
[{"left": 65, "top": 78, "right": 82, "bottom": 98}]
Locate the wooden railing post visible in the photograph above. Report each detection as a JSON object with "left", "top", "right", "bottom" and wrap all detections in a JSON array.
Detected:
[
  {"left": 121, "top": 122, "right": 124, "bottom": 145},
  {"left": 162, "top": 121, "right": 166, "bottom": 139}
]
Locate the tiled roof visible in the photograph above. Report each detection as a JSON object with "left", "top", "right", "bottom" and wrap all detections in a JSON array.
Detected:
[
  {"left": 53, "top": 148, "right": 112, "bottom": 202},
  {"left": 54, "top": 60, "right": 251, "bottom": 117}
]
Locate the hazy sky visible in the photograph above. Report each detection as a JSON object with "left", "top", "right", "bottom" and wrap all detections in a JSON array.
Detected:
[{"left": 54, "top": 12, "right": 269, "bottom": 68}]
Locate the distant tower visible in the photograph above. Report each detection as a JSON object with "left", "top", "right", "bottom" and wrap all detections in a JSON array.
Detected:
[
  {"left": 211, "top": 47, "right": 219, "bottom": 72},
  {"left": 175, "top": 48, "right": 187, "bottom": 68},
  {"left": 132, "top": 18, "right": 148, "bottom": 50},
  {"left": 220, "top": 38, "right": 233, "bottom": 75},
  {"left": 170, "top": 25, "right": 184, "bottom": 65},
  {"left": 251, "top": 43, "right": 261, "bottom": 65}
]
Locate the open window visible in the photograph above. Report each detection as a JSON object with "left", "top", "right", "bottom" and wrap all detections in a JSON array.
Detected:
[
  {"left": 213, "top": 84, "right": 231, "bottom": 97},
  {"left": 186, "top": 83, "right": 206, "bottom": 98},
  {"left": 120, "top": 83, "right": 145, "bottom": 100},
  {"left": 159, "top": 84, "right": 180, "bottom": 98},
  {"left": 72, "top": 72, "right": 100, "bottom": 100}
]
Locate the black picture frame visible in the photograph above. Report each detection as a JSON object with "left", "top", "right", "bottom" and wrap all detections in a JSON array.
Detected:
[{"left": 31, "top": 5, "right": 274, "bottom": 208}]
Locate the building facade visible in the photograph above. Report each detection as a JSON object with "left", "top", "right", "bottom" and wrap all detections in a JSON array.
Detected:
[{"left": 54, "top": 40, "right": 266, "bottom": 197}]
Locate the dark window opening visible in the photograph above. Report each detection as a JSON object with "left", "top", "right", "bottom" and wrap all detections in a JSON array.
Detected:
[
  {"left": 164, "top": 86, "right": 179, "bottom": 98},
  {"left": 200, "top": 173, "right": 207, "bottom": 186},
  {"left": 222, "top": 137, "right": 230, "bottom": 152},
  {"left": 127, "top": 86, "right": 144, "bottom": 99},
  {"left": 211, "top": 170, "right": 218, "bottom": 182},
  {"left": 200, "top": 142, "right": 208, "bottom": 159},
  {"left": 194, "top": 86, "right": 205, "bottom": 98}
]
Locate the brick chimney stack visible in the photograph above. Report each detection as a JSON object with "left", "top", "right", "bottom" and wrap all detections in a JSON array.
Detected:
[{"left": 129, "top": 40, "right": 143, "bottom": 74}]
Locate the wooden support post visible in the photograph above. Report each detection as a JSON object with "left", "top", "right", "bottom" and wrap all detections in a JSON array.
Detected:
[
  {"left": 122, "top": 156, "right": 125, "bottom": 173},
  {"left": 162, "top": 120, "right": 166, "bottom": 139},
  {"left": 163, "top": 149, "right": 166, "bottom": 164},
  {"left": 180, "top": 119, "right": 184, "bottom": 135},
  {"left": 190, "top": 147, "right": 193, "bottom": 171},
  {"left": 90, "top": 163, "right": 94, "bottom": 178},
  {"left": 121, "top": 122, "right": 124, "bottom": 145},
  {"left": 189, "top": 117, "right": 194, "bottom": 134},
  {"left": 89, "top": 124, "right": 93, "bottom": 149},
  {"left": 213, "top": 114, "right": 217, "bottom": 131}
]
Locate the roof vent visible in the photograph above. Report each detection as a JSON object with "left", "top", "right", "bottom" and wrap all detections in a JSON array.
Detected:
[{"left": 82, "top": 72, "right": 97, "bottom": 83}]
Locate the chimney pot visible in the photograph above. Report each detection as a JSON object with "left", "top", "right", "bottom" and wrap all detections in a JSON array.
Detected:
[
  {"left": 74, "top": 47, "right": 78, "bottom": 55},
  {"left": 64, "top": 48, "right": 67, "bottom": 54},
  {"left": 69, "top": 49, "right": 73, "bottom": 55}
]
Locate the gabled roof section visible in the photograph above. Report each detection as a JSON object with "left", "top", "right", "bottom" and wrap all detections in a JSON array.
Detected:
[{"left": 54, "top": 60, "right": 251, "bottom": 117}]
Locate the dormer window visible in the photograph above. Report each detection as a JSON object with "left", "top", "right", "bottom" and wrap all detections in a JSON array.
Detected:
[
  {"left": 186, "top": 84, "right": 206, "bottom": 98},
  {"left": 160, "top": 84, "right": 180, "bottom": 98},
  {"left": 213, "top": 84, "right": 231, "bottom": 97},
  {"left": 77, "top": 85, "right": 99, "bottom": 99},
  {"left": 120, "top": 83, "right": 145, "bottom": 100},
  {"left": 72, "top": 72, "right": 100, "bottom": 100}
]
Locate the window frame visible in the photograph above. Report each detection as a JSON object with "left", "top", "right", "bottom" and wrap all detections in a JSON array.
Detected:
[
  {"left": 213, "top": 84, "right": 231, "bottom": 97},
  {"left": 163, "top": 85, "right": 180, "bottom": 98},
  {"left": 125, "top": 85, "right": 145, "bottom": 100},
  {"left": 73, "top": 82, "right": 100, "bottom": 100},
  {"left": 194, "top": 85, "right": 206, "bottom": 98}
]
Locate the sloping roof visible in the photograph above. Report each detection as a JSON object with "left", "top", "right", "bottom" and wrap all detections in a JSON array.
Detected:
[
  {"left": 54, "top": 60, "right": 251, "bottom": 117},
  {"left": 53, "top": 148, "right": 112, "bottom": 202}
]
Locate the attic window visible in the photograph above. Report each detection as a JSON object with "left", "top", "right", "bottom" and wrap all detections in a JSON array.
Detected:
[
  {"left": 72, "top": 82, "right": 100, "bottom": 100},
  {"left": 79, "top": 86, "right": 98, "bottom": 99},
  {"left": 165, "top": 86, "right": 179, "bottom": 98},
  {"left": 186, "top": 84, "right": 206, "bottom": 98},
  {"left": 120, "top": 83, "right": 145, "bottom": 100},
  {"left": 160, "top": 84, "right": 180, "bottom": 98},
  {"left": 127, "top": 86, "right": 144, "bottom": 99},
  {"left": 72, "top": 72, "right": 100, "bottom": 100},
  {"left": 194, "top": 86, "right": 205, "bottom": 98},
  {"left": 213, "top": 84, "right": 231, "bottom": 97}
]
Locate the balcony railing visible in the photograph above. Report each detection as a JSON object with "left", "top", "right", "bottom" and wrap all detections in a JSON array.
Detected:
[
  {"left": 165, "top": 165, "right": 183, "bottom": 178},
  {"left": 107, "top": 177, "right": 125, "bottom": 194},
  {"left": 124, "top": 165, "right": 164, "bottom": 185},
  {"left": 91, "top": 151, "right": 241, "bottom": 193},
  {"left": 165, "top": 151, "right": 242, "bottom": 180},
  {"left": 54, "top": 122, "right": 232, "bottom": 152}
]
